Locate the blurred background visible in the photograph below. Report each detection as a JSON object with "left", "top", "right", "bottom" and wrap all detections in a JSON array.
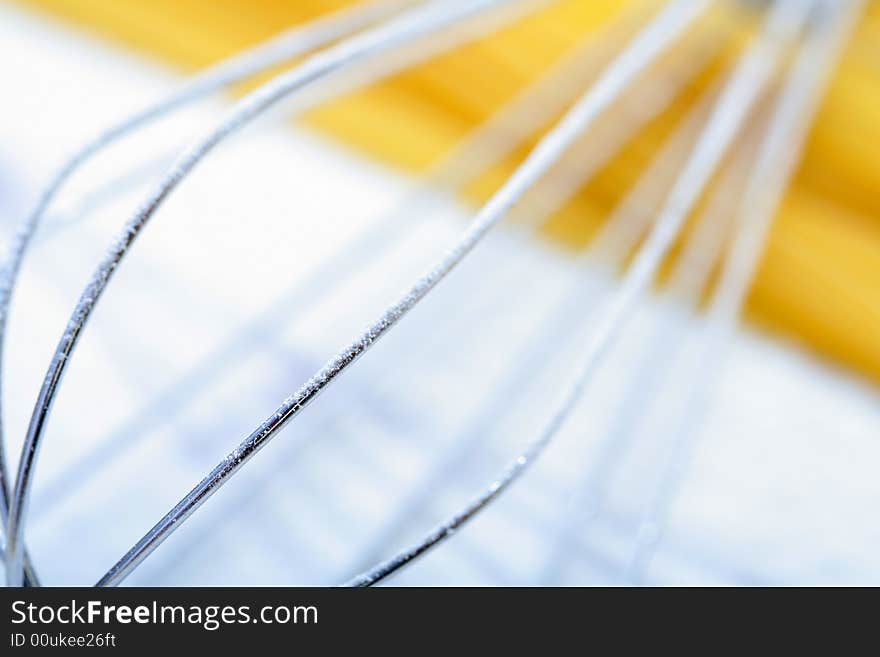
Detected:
[{"left": 1, "top": 0, "right": 879, "bottom": 585}]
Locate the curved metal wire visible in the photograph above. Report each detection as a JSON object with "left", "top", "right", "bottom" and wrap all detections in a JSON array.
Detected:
[
  {"left": 91, "top": 0, "right": 711, "bottom": 588},
  {"left": 625, "top": 0, "right": 862, "bottom": 584},
  {"left": 0, "top": 0, "right": 419, "bottom": 587},
  {"left": 4, "top": 0, "right": 525, "bottom": 586},
  {"left": 34, "top": 8, "right": 646, "bottom": 523},
  {"left": 344, "top": 0, "right": 811, "bottom": 587},
  {"left": 340, "top": 37, "right": 724, "bottom": 579},
  {"left": 532, "top": 85, "right": 756, "bottom": 586}
]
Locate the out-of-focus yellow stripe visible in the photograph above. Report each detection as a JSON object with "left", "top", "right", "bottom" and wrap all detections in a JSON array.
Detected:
[{"left": 9, "top": 0, "right": 880, "bottom": 384}]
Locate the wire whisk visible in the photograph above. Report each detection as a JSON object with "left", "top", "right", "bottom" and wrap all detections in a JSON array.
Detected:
[{"left": 0, "top": 0, "right": 868, "bottom": 586}]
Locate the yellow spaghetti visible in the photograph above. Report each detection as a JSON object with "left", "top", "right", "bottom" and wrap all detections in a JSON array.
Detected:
[{"left": 10, "top": 0, "right": 880, "bottom": 383}]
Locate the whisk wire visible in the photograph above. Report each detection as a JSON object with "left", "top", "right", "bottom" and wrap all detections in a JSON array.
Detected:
[
  {"left": 91, "top": 0, "right": 710, "bottom": 587},
  {"left": 344, "top": 0, "right": 811, "bottom": 587},
  {"left": 4, "top": 0, "right": 862, "bottom": 587},
  {"left": 4, "top": 0, "right": 543, "bottom": 587},
  {"left": 625, "top": 0, "right": 863, "bottom": 584},
  {"left": 0, "top": 0, "right": 429, "bottom": 587}
]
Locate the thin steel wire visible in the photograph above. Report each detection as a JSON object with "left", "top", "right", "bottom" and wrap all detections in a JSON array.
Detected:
[
  {"left": 31, "top": 0, "right": 644, "bottom": 530},
  {"left": 624, "top": 0, "right": 862, "bottom": 584},
  {"left": 89, "top": 0, "right": 711, "bottom": 588},
  {"left": 552, "top": 118, "right": 779, "bottom": 584},
  {"left": 533, "top": 99, "right": 767, "bottom": 586},
  {"left": 4, "top": 0, "right": 531, "bottom": 586},
  {"left": 27, "top": 3, "right": 711, "bottom": 584},
  {"left": 0, "top": 0, "right": 421, "bottom": 588},
  {"left": 4, "top": 0, "right": 855, "bottom": 588},
  {"left": 340, "top": 56, "right": 728, "bottom": 578},
  {"left": 507, "top": 30, "right": 723, "bottom": 230},
  {"left": 345, "top": 0, "right": 810, "bottom": 587}
]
